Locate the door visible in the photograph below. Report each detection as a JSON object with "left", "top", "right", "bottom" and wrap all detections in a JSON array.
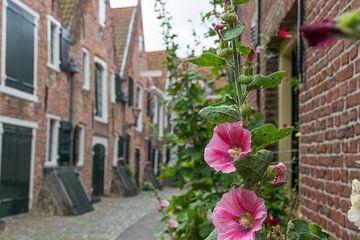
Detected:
[
  {"left": 0, "top": 124, "right": 32, "bottom": 218},
  {"left": 92, "top": 144, "right": 105, "bottom": 197},
  {"left": 135, "top": 149, "right": 141, "bottom": 187}
]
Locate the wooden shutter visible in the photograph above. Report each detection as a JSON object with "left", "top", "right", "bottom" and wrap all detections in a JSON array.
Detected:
[
  {"left": 5, "top": 0, "right": 36, "bottom": 94},
  {"left": 124, "top": 134, "right": 131, "bottom": 163},
  {"left": 60, "top": 28, "right": 70, "bottom": 72},
  {"left": 146, "top": 92, "right": 151, "bottom": 116},
  {"left": 95, "top": 63, "right": 103, "bottom": 117},
  {"left": 115, "top": 74, "right": 123, "bottom": 102},
  {"left": 147, "top": 139, "right": 152, "bottom": 162},
  {"left": 128, "top": 77, "right": 134, "bottom": 106},
  {"left": 58, "top": 121, "right": 72, "bottom": 163},
  {"left": 117, "top": 135, "right": 124, "bottom": 158}
]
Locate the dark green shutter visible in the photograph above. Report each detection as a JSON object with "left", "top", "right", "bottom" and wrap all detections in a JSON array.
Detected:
[
  {"left": 146, "top": 92, "right": 151, "bottom": 116},
  {"left": 115, "top": 74, "right": 123, "bottom": 102},
  {"left": 118, "top": 136, "right": 124, "bottom": 158},
  {"left": 128, "top": 77, "right": 134, "bottom": 106},
  {"left": 58, "top": 121, "right": 72, "bottom": 162},
  {"left": 5, "top": 0, "right": 35, "bottom": 94},
  {"left": 60, "top": 28, "right": 70, "bottom": 72},
  {"left": 95, "top": 63, "right": 103, "bottom": 117},
  {"left": 124, "top": 134, "right": 131, "bottom": 163},
  {"left": 147, "top": 139, "right": 152, "bottom": 162}
]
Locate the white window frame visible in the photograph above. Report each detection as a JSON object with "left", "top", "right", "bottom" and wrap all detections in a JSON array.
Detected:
[
  {"left": 0, "top": 0, "right": 39, "bottom": 102},
  {"left": 136, "top": 85, "right": 143, "bottom": 132},
  {"left": 153, "top": 95, "right": 159, "bottom": 124},
  {"left": 82, "top": 48, "right": 90, "bottom": 91},
  {"left": 110, "top": 71, "right": 116, "bottom": 103},
  {"left": 76, "top": 124, "right": 86, "bottom": 167},
  {"left": 45, "top": 114, "right": 60, "bottom": 168},
  {"left": 113, "top": 134, "right": 119, "bottom": 167},
  {"left": 159, "top": 104, "right": 164, "bottom": 138},
  {"left": 98, "top": 0, "right": 106, "bottom": 27},
  {"left": 47, "top": 15, "right": 61, "bottom": 72},
  {"left": 94, "top": 56, "right": 108, "bottom": 123},
  {"left": 0, "top": 116, "right": 38, "bottom": 212}
]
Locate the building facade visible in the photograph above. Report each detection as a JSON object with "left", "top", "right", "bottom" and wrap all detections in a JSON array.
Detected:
[{"left": 238, "top": 1, "right": 360, "bottom": 239}]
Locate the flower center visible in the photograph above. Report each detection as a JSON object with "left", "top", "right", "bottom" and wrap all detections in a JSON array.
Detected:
[
  {"left": 228, "top": 147, "right": 243, "bottom": 158},
  {"left": 238, "top": 212, "right": 254, "bottom": 229}
]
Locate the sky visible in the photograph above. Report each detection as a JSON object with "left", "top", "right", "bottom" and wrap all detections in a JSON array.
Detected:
[{"left": 110, "top": 0, "right": 214, "bottom": 57}]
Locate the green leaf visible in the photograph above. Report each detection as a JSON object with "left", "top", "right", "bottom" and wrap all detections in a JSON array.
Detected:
[
  {"left": 187, "top": 52, "right": 225, "bottom": 67},
  {"left": 251, "top": 124, "right": 293, "bottom": 149},
  {"left": 235, "top": 150, "right": 273, "bottom": 187},
  {"left": 248, "top": 113, "right": 265, "bottom": 130},
  {"left": 236, "top": 42, "right": 251, "bottom": 57},
  {"left": 198, "top": 105, "right": 241, "bottom": 125},
  {"left": 246, "top": 71, "right": 285, "bottom": 91},
  {"left": 234, "top": 0, "right": 250, "bottom": 5},
  {"left": 205, "top": 229, "right": 217, "bottom": 240},
  {"left": 221, "top": 24, "right": 245, "bottom": 41},
  {"left": 287, "top": 219, "right": 330, "bottom": 240}
]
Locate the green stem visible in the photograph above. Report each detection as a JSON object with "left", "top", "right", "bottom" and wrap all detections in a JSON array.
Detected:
[{"left": 232, "top": 38, "right": 243, "bottom": 120}]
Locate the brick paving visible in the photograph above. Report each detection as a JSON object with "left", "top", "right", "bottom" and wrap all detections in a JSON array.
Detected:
[{"left": 0, "top": 188, "right": 179, "bottom": 240}]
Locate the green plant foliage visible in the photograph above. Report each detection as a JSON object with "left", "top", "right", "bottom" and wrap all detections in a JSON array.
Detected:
[
  {"left": 246, "top": 71, "right": 286, "bottom": 91},
  {"left": 235, "top": 150, "right": 273, "bottom": 187},
  {"left": 287, "top": 219, "right": 330, "bottom": 240},
  {"left": 251, "top": 124, "right": 293, "bottom": 149},
  {"left": 198, "top": 105, "right": 241, "bottom": 125},
  {"left": 236, "top": 42, "right": 251, "bottom": 57},
  {"left": 221, "top": 24, "right": 246, "bottom": 41},
  {"left": 205, "top": 229, "right": 217, "bottom": 240},
  {"left": 234, "top": 0, "right": 251, "bottom": 5},
  {"left": 187, "top": 52, "right": 226, "bottom": 67}
]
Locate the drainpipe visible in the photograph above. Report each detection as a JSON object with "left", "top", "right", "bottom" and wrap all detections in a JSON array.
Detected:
[
  {"left": 297, "top": 0, "right": 304, "bottom": 82},
  {"left": 256, "top": 0, "right": 261, "bottom": 111},
  {"left": 68, "top": 59, "right": 79, "bottom": 167}
]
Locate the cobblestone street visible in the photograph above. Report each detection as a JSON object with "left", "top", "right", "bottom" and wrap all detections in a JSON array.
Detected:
[{"left": 0, "top": 188, "right": 178, "bottom": 240}]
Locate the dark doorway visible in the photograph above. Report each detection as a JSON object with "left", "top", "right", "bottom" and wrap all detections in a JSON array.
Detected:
[
  {"left": 92, "top": 144, "right": 105, "bottom": 198},
  {"left": 135, "top": 149, "right": 141, "bottom": 187},
  {"left": 0, "top": 124, "right": 32, "bottom": 218}
]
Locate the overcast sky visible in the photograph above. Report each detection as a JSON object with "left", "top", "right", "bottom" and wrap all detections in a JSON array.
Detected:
[{"left": 110, "top": 0, "right": 214, "bottom": 57}]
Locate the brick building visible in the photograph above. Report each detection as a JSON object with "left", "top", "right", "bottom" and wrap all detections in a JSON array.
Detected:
[
  {"left": 238, "top": 0, "right": 360, "bottom": 238},
  {"left": 0, "top": 0, "right": 167, "bottom": 218}
]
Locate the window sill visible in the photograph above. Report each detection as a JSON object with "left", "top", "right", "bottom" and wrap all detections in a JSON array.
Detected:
[
  {"left": 44, "top": 162, "right": 58, "bottom": 168},
  {"left": 0, "top": 85, "right": 39, "bottom": 102},
  {"left": 95, "top": 116, "right": 108, "bottom": 124},
  {"left": 47, "top": 62, "right": 61, "bottom": 72},
  {"left": 82, "top": 85, "right": 90, "bottom": 91}
]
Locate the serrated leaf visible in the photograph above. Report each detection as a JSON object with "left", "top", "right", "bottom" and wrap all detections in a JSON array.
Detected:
[
  {"left": 205, "top": 229, "right": 217, "bottom": 240},
  {"left": 247, "top": 71, "right": 285, "bottom": 91},
  {"left": 234, "top": 0, "right": 250, "bottom": 5},
  {"left": 221, "top": 24, "right": 245, "bottom": 41},
  {"left": 236, "top": 42, "right": 251, "bottom": 57},
  {"left": 235, "top": 150, "right": 273, "bottom": 187},
  {"left": 251, "top": 124, "right": 293, "bottom": 149},
  {"left": 198, "top": 105, "right": 241, "bottom": 125},
  {"left": 187, "top": 52, "right": 225, "bottom": 67},
  {"left": 248, "top": 113, "right": 265, "bottom": 130},
  {"left": 287, "top": 219, "right": 330, "bottom": 240}
]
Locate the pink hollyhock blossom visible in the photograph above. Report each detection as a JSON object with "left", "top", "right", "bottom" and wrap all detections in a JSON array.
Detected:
[
  {"left": 283, "top": 123, "right": 289, "bottom": 128},
  {"left": 212, "top": 188, "right": 267, "bottom": 240},
  {"left": 167, "top": 220, "right": 179, "bottom": 228},
  {"left": 246, "top": 49, "right": 256, "bottom": 65},
  {"left": 224, "top": 0, "right": 231, "bottom": 7},
  {"left": 204, "top": 121, "right": 252, "bottom": 173},
  {"left": 159, "top": 199, "right": 170, "bottom": 208},
  {"left": 271, "top": 163, "right": 286, "bottom": 184},
  {"left": 266, "top": 215, "right": 279, "bottom": 226},
  {"left": 215, "top": 24, "right": 225, "bottom": 32},
  {"left": 279, "top": 28, "right": 293, "bottom": 39},
  {"left": 300, "top": 19, "right": 340, "bottom": 49}
]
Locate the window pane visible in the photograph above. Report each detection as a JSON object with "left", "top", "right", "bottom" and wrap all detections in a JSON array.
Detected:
[
  {"left": 47, "top": 120, "right": 55, "bottom": 162},
  {"left": 95, "top": 64, "right": 103, "bottom": 117}
]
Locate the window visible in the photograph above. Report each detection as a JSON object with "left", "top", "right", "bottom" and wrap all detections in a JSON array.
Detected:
[
  {"left": 159, "top": 105, "right": 164, "bottom": 137},
  {"left": 74, "top": 125, "right": 85, "bottom": 167},
  {"left": 153, "top": 95, "right": 159, "bottom": 124},
  {"left": 47, "top": 16, "right": 61, "bottom": 71},
  {"left": 111, "top": 72, "right": 116, "bottom": 103},
  {"left": 136, "top": 86, "right": 143, "bottom": 132},
  {"left": 94, "top": 57, "right": 108, "bottom": 123},
  {"left": 82, "top": 48, "right": 90, "bottom": 90},
  {"left": 1, "top": 0, "right": 39, "bottom": 102},
  {"left": 128, "top": 77, "right": 134, "bottom": 106},
  {"left": 45, "top": 115, "right": 60, "bottom": 167},
  {"left": 99, "top": 0, "right": 106, "bottom": 27}
]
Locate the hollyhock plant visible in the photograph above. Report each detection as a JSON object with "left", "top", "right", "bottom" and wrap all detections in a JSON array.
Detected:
[
  {"left": 204, "top": 121, "right": 252, "bottom": 173},
  {"left": 300, "top": 19, "right": 339, "bottom": 48},
  {"left": 348, "top": 179, "right": 360, "bottom": 229},
  {"left": 279, "top": 28, "right": 293, "bottom": 39},
  {"left": 212, "top": 188, "right": 267, "bottom": 240},
  {"left": 167, "top": 220, "right": 179, "bottom": 228},
  {"left": 266, "top": 215, "right": 279, "bottom": 226},
  {"left": 159, "top": 199, "right": 170, "bottom": 208},
  {"left": 271, "top": 163, "right": 287, "bottom": 185}
]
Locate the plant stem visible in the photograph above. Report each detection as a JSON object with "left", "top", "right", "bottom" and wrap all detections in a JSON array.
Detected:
[{"left": 232, "top": 37, "right": 243, "bottom": 120}]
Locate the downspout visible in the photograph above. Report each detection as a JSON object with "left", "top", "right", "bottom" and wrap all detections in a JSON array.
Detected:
[
  {"left": 297, "top": 0, "right": 304, "bottom": 82},
  {"left": 68, "top": 59, "right": 79, "bottom": 167},
  {"left": 256, "top": 0, "right": 261, "bottom": 111}
]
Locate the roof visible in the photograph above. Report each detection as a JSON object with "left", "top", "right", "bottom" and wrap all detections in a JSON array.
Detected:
[
  {"left": 60, "top": 0, "right": 80, "bottom": 27},
  {"left": 111, "top": 6, "right": 137, "bottom": 74}
]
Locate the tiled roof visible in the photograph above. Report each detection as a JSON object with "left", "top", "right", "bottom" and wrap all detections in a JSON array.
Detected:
[
  {"left": 60, "top": 0, "right": 80, "bottom": 27},
  {"left": 111, "top": 6, "right": 137, "bottom": 70}
]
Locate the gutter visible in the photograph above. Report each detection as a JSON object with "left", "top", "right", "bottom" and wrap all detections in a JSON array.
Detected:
[
  {"left": 297, "top": 0, "right": 304, "bottom": 82},
  {"left": 256, "top": 0, "right": 261, "bottom": 111}
]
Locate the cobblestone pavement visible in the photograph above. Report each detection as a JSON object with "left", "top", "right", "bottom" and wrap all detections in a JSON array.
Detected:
[{"left": 0, "top": 188, "right": 179, "bottom": 240}]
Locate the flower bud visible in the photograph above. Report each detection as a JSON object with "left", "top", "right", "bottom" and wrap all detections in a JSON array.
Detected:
[
  {"left": 238, "top": 75, "right": 253, "bottom": 84},
  {"left": 222, "top": 13, "right": 238, "bottom": 23},
  {"left": 218, "top": 48, "right": 233, "bottom": 58}
]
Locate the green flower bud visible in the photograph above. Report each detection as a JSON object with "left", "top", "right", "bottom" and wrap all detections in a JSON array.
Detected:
[
  {"left": 222, "top": 13, "right": 238, "bottom": 23},
  {"left": 238, "top": 75, "right": 253, "bottom": 84},
  {"left": 218, "top": 48, "right": 233, "bottom": 58},
  {"left": 264, "top": 166, "right": 278, "bottom": 183}
]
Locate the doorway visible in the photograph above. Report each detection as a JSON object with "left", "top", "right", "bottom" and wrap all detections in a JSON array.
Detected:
[{"left": 92, "top": 144, "right": 105, "bottom": 197}]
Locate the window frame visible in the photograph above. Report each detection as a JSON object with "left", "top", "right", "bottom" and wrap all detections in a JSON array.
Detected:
[
  {"left": 98, "top": 0, "right": 106, "bottom": 27},
  {"left": 76, "top": 124, "right": 85, "bottom": 167},
  {"left": 94, "top": 56, "right": 108, "bottom": 123},
  {"left": 47, "top": 15, "right": 61, "bottom": 72},
  {"left": 0, "top": 0, "right": 39, "bottom": 102},
  {"left": 45, "top": 114, "right": 61, "bottom": 168},
  {"left": 110, "top": 71, "right": 116, "bottom": 103},
  {"left": 82, "top": 48, "right": 90, "bottom": 91},
  {"left": 135, "top": 85, "right": 143, "bottom": 132}
]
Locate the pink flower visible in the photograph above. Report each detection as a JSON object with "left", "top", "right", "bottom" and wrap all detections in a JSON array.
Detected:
[
  {"left": 159, "top": 199, "right": 170, "bottom": 208},
  {"left": 300, "top": 19, "right": 340, "bottom": 49},
  {"left": 246, "top": 49, "right": 256, "bottom": 65},
  {"left": 224, "top": 0, "right": 231, "bottom": 7},
  {"left": 167, "top": 220, "right": 179, "bottom": 228},
  {"left": 266, "top": 215, "right": 279, "bottom": 226},
  {"left": 271, "top": 163, "right": 286, "bottom": 184},
  {"left": 279, "top": 28, "right": 293, "bottom": 39},
  {"left": 212, "top": 188, "right": 267, "bottom": 240},
  {"left": 204, "top": 122, "right": 252, "bottom": 173},
  {"left": 283, "top": 123, "right": 289, "bottom": 128},
  {"left": 214, "top": 24, "right": 225, "bottom": 32}
]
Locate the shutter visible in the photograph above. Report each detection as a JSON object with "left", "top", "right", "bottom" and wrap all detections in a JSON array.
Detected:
[
  {"left": 128, "top": 77, "right": 134, "bottom": 106},
  {"left": 5, "top": 0, "right": 36, "bottom": 93},
  {"left": 117, "top": 135, "right": 124, "bottom": 158},
  {"left": 95, "top": 64, "right": 103, "bottom": 117},
  {"left": 58, "top": 121, "right": 72, "bottom": 162},
  {"left": 73, "top": 125, "right": 80, "bottom": 164},
  {"left": 147, "top": 139, "right": 152, "bottom": 162},
  {"left": 115, "top": 74, "right": 123, "bottom": 102},
  {"left": 146, "top": 92, "right": 151, "bottom": 116},
  {"left": 125, "top": 134, "right": 131, "bottom": 163},
  {"left": 60, "top": 28, "right": 70, "bottom": 72}
]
